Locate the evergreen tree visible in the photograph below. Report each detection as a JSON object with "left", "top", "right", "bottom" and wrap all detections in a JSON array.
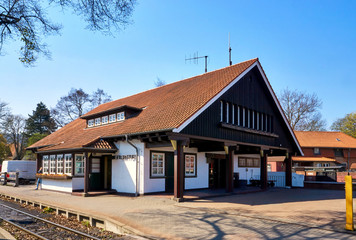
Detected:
[{"left": 26, "top": 102, "right": 57, "bottom": 135}]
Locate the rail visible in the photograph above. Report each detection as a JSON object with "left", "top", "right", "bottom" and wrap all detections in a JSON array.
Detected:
[
  {"left": 0, "top": 202, "right": 101, "bottom": 240},
  {"left": 0, "top": 172, "right": 19, "bottom": 187}
]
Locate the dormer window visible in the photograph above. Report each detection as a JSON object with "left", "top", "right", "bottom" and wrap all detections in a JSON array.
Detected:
[
  {"left": 102, "top": 116, "right": 108, "bottom": 125},
  {"left": 117, "top": 112, "right": 125, "bottom": 121},
  {"left": 95, "top": 118, "right": 101, "bottom": 126},
  {"left": 109, "top": 114, "right": 116, "bottom": 123},
  {"left": 313, "top": 147, "right": 320, "bottom": 155},
  {"left": 88, "top": 119, "right": 94, "bottom": 127}
]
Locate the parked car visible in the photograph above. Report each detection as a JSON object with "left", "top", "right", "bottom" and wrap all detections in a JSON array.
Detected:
[{"left": 1, "top": 160, "right": 36, "bottom": 184}]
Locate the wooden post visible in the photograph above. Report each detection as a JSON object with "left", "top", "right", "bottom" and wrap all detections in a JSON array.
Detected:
[
  {"left": 285, "top": 152, "right": 292, "bottom": 188},
  {"left": 174, "top": 140, "right": 184, "bottom": 201},
  {"left": 14, "top": 172, "right": 19, "bottom": 187},
  {"left": 84, "top": 152, "right": 89, "bottom": 195},
  {"left": 260, "top": 150, "right": 268, "bottom": 189},
  {"left": 3, "top": 172, "right": 7, "bottom": 185},
  {"left": 345, "top": 175, "right": 354, "bottom": 231},
  {"left": 226, "top": 146, "right": 234, "bottom": 193}
]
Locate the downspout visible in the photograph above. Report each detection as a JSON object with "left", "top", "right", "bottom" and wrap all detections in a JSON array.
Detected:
[{"left": 126, "top": 135, "right": 139, "bottom": 197}]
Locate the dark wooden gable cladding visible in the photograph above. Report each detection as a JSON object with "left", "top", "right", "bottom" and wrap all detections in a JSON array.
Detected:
[{"left": 180, "top": 66, "right": 298, "bottom": 152}]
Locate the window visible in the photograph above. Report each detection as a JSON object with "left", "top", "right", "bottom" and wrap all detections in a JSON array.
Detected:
[
  {"left": 232, "top": 104, "right": 235, "bottom": 124},
  {"left": 57, "top": 154, "right": 64, "bottom": 174},
  {"left": 91, "top": 158, "right": 100, "bottom": 173},
  {"left": 64, "top": 154, "right": 72, "bottom": 175},
  {"left": 220, "top": 101, "right": 223, "bottom": 122},
  {"left": 313, "top": 148, "right": 320, "bottom": 155},
  {"left": 151, "top": 152, "right": 165, "bottom": 177},
  {"left": 95, "top": 118, "right": 101, "bottom": 126},
  {"left": 185, "top": 154, "right": 196, "bottom": 177},
  {"left": 316, "top": 163, "right": 322, "bottom": 167},
  {"left": 257, "top": 112, "right": 260, "bottom": 130},
  {"left": 117, "top": 112, "right": 125, "bottom": 121},
  {"left": 75, "top": 154, "right": 85, "bottom": 176},
  {"left": 237, "top": 106, "right": 241, "bottom": 126},
  {"left": 109, "top": 114, "right": 116, "bottom": 123},
  {"left": 43, "top": 155, "right": 49, "bottom": 173},
  {"left": 267, "top": 164, "right": 272, "bottom": 172},
  {"left": 323, "top": 163, "right": 330, "bottom": 167},
  {"left": 238, "top": 157, "right": 260, "bottom": 168},
  {"left": 226, "top": 102, "right": 229, "bottom": 123},
  {"left": 334, "top": 148, "right": 343, "bottom": 157},
  {"left": 87, "top": 119, "right": 94, "bottom": 127},
  {"left": 50, "top": 155, "right": 56, "bottom": 174},
  {"left": 242, "top": 107, "right": 246, "bottom": 127},
  {"left": 102, "top": 116, "right": 108, "bottom": 125}
]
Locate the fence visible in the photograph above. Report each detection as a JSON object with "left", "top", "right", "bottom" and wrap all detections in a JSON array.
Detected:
[
  {"left": 253, "top": 172, "right": 304, "bottom": 188},
  {"left": 0, "top": 172, "right": 19, "bottom": 187}
]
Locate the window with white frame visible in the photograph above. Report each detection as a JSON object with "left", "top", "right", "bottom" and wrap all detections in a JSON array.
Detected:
[
  {"left": 64, "top": 154, "right": 72, "bottom": 175},
  {"left": 117, "top": 112, "right": 125, "bottom": 121},
  {"left": 185, "top": 154, "right": 196, "bottom": 177},
  {"left": 151, "top": 152, "right": 165, "bottom": 177},
  {"left": 75, "top": 154, "right": 85, "bottom": 176},
  {"left": 57, "top": 154, "right": 64, "bottom": 174},
  {"left": 88, "top": 119, "right": 94, "bottom": 127},
  {"left": 232, "top": 104, "right": 235, "bottom": 124},
  {"left": 220, "top": 101, "right": 223, "bottom": 122},
  {"left": 242, "top": 107, "right": 246, "bottom": 127},
  {"left": 314, "top": 148, "right": 320, "bottom": 155},
  {"left": 49, "top": 155, "right": 56, "bottom": 174},
  {"left": 102, "top": 116, "right": 108, "bottom": 125},
  {"left": 95, "top": 118, "right": 101, "bottom": 126},
  {"left": 109, "top": 114, "right": 116, "bottom": 123},
  {"left": 43, "top": 155, "right": 49, "bottom": 173},
  {"left": 226, "top": 102, "right": 229, "bottom": 123}
]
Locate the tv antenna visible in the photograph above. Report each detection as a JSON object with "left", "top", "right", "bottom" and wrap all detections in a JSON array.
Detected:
[
  {"left": 185, "top": 52, "right": 209, "bottom": 73},
  {"left": 229, "top": 33, "right": 232, "bottom": 66}
]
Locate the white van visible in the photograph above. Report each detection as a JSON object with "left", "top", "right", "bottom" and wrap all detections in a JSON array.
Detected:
[{"left": 1, "top": 160, "right": 37, "bottom": 183}]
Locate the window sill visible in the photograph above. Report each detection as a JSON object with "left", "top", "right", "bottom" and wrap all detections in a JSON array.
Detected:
[
  {"left": 220, "top": 123, "right": 279, "bottom": 138},
  {"left": 36, "top": 174, "right": 72, "bottom": 180}
]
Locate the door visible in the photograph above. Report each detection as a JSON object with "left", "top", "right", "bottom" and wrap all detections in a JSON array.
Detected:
[
  {"left": 209, "top": 158, "right": 226, "bottom": 189},
  {"left": 165, "top": 152, "right": 174, "bottom": 193},
  {"left": 89, "top": 157, "right": 102, "bottom": 190}
]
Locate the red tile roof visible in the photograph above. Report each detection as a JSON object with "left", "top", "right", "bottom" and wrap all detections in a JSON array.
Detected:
[
  {"left": 294, "top": 131, "right": 356, "bottom": 149},
  {"left": 29, "top": 59, "right": 259, "bottom": 152}
]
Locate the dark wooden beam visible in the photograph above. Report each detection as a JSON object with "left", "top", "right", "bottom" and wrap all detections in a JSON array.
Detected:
[
  {"left": 84, "top": 152, "right": 89, "bottom": 195},
  {"left": 285, "top": 152, "right": 292, "bottom": 187},
  {"left": 174, "top": 140, "right": 185, "bottom": 201},
  {"left": 145, "top": 141, "right": 172, "bottom": 148},
  {"left": 260, "top": 150, "right": 268, "bottom": 190},
  {"left": 226, "top": 146, "right": 234, "bottom": 193}
]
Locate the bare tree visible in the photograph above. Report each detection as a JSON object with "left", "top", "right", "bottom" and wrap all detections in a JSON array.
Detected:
[
  {"left": 279, "top": 88, "right": 326, "bottom": 131},
  {"left": 0, "top": 0, "right": 136, "bottom": 66},
  {"left": 52, "top": 88, "right": 91, "bottom": 127},
  {"left": 0, "top": 100, "right": 8, "bottom": 122},
  {"left": 90, "top": 88, "right": 112, "bottom": 109},
  {"left": 2, "top": 114, "right": 27, "bottom": 159},
  {"left": 154, "top": 77, "right": 166, "bottom": 87}
]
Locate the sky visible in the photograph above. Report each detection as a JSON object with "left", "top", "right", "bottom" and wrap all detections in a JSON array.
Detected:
[{"left": 1, "top": 0, "right": 355, "bottom": 129}]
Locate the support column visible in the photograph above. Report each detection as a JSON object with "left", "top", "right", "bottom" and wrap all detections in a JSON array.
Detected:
[
  {"left": 174, "top": 140, "right": 184, "bottom": 201},
  {"left": 260, "top": 150, "right": 268, "bottom": 189},
  {"left": 84, "top": 152, "right": 89, "bottom": 195},
  {"left": 225, "top": 146, "right": 234, "bottom": 193},
  {"left": 285, "top": 152, "right": 292, "bottom": 187}
]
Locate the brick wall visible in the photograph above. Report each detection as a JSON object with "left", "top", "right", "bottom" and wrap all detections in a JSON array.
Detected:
[{"left": 336, "top": 172, "right": 356, "bottom": 182}]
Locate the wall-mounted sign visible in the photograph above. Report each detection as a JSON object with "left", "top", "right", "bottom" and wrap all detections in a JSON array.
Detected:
[{"left": 115, "top": 154, "right": 137, "bottom": 161}]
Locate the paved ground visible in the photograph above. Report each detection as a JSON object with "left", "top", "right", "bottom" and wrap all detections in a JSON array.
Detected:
[{"left": 0, "top": 185, "right": 355, "bottom": 239}]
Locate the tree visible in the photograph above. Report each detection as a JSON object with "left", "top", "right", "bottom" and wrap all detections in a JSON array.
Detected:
[
  {"left": 90, "top": 88, "right": 112, "bottom": 109},
  {"left": 24, "top": 133, "right": 48, "bottom": 160},
  {"left": 278, "top": 88, "right": 326, "bottom": 131},
  {"left": 26, "top": 102, "right": 57, "bottom": 135},
  {"left": 331, "top": 112, "right": 356, "bottom": 138},
  {"left": 2, "top": 114, "right": 27, "bottom": 159},
  {"left": 0, "top": 134, "right": 11, "bottom": 163},
  {"left": 0, "top": 100, "right": 8, "bottom": 122},
  {"left": 52, "top": 88, "right": 91, "bottom": 127},
  {"left": 0, "top": 0, "right": 136, "bottom": 66},
  {"left": 154, "top": 78, "right": 166, "bottom": 87}
]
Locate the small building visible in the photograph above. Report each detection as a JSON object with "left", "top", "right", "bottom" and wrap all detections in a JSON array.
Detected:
[
  {"left": 28, "top": 59, "right": 302, "bottom": 200},
  {"left": 293, "top": 131, "right": 356, "bottom": 181}
]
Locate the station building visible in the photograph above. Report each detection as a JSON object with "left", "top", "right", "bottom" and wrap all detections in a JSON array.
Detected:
[{"left": 28, "top": 58, "right": 303, "bottom": 200}]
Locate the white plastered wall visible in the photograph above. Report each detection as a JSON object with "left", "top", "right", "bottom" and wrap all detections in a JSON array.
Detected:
[
  {"left": 143, "top": 146, "right": 209, "bottom": 193},
  {"left": 42, "top": 179, "right": 72, "bottom": 193},
  {"left": 234, "top": 154, "right": 261, "bottom": 183},
  {"left": 112, "top": 140, "right": 144, "bottom": 194}
]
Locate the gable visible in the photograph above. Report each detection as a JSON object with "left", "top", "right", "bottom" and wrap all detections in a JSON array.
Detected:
[{"left": 177, "top": 63, "right": 302, "bottom": 154}]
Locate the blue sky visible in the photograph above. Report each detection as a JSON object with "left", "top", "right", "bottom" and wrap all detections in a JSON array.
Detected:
[{"left": 1, "top": 0, "right": 355, "bottom": 129}]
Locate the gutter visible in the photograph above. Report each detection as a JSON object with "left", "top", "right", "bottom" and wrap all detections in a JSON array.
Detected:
[{"left": 125, "top": 135, "right": 139, "bottom": 197}]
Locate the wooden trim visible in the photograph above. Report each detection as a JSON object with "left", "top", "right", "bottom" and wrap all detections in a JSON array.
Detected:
[
  {"left": 220, "top": 123, "right": 279, "bottom": 138},
  {"left": 36, "top": 174, "right": 72, "bottom": 180},
  {"left": 184, "top": 153, "right": 197, "bottom": 178}
]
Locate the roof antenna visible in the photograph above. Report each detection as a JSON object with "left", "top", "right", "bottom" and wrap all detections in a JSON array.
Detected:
[
  {"left": 229, "top": 33, "right": 232, "bottom": 66},
  {"left": 185, "top": 51, "right": 209, "bottom": 73}
]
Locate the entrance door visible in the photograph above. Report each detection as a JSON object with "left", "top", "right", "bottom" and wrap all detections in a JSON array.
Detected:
[
  {"left": 209, "top": 158, "right": 226, "bottom": 189},
  {"left": 89, "top": 156, "right": 112, "bottom": 191},
  {"left": 165, "top": 152, "right": 174, "bottom": 193}
]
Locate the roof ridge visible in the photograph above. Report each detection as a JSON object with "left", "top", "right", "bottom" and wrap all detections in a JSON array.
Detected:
[{"left": 83, "top": 58, "right": 258, "bottom": 117}]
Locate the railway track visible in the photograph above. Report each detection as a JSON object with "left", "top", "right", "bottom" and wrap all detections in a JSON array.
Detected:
[{"left": 0, "top": 202, "right": 101, "bottom": 240}]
